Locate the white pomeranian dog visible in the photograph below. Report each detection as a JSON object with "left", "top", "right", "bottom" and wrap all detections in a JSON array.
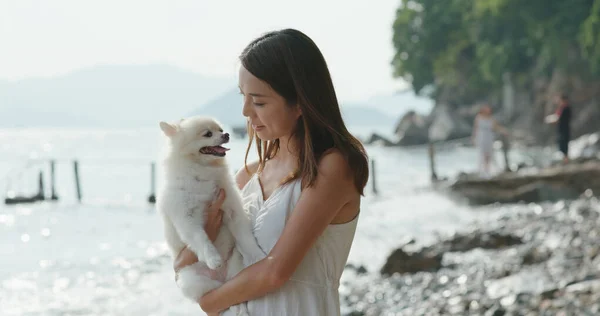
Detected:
[{"left": 156, "top": 116, "right": 263, "bottom": 315}]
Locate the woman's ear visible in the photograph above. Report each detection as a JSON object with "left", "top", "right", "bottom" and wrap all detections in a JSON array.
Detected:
[{"left": 295, "top": 104, "right": 302, "bottom": 118}]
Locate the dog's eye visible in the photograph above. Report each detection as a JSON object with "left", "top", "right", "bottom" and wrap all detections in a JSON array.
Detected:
[
  {"left": 219, "top": 128, "right": 223, "bottom": 132},
  {"left": 204, "top": 131, "right": 212, "bottom": 138}
]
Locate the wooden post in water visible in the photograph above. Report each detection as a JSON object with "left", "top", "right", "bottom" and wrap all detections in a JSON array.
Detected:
[
  {"left": 501, "top": 135, "right": 511, "bottom": 172},
  {"left": 428, "top": 142, "right": 439, "bottom": 181},
  {"left": 50, "top": 160, "right": 59, "bottom": 200},
  {"left": 37, "top": 171, "right": 45, "bottom": 201},
  {"left": 73, "top": 160, "right": 82, "bottom": 203},
  {"left": 370, "top": 159, "right": 378, "bottom": 195},
  {"left": 148, "top": 162, "right": 156, "bottom": 203}
]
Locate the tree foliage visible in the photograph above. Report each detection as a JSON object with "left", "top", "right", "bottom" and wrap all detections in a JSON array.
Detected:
[{"left": 392, "top": 0, "right": 600, "bottom": 103}]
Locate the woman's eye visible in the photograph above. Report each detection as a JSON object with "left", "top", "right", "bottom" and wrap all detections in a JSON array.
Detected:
[
  {"left": 253, "top": 102, "right": 265, "bottom": 106},
  {"left": 204, "top": 131, "right": 212, "bottom": 137}
]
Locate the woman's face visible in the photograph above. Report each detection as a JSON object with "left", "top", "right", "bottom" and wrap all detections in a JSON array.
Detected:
[
  {"left": 238, "top": 66, "right": 301, "bottom": 141},
  {"left": 481, "top": 105, "right": 492, "bottom": 115}
]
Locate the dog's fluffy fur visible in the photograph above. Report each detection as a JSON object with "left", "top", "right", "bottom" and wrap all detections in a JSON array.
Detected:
[{"left": 156, "top": 116, "right": 263, "bottom": 315}]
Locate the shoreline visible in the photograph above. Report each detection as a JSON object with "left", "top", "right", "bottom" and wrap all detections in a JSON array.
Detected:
[{"left": 342, "top": 196, "right": 600, "bottom": 315}]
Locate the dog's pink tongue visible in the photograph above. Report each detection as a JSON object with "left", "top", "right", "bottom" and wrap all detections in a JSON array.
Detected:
[{"left": 213, "top": 146, "right": 230, "bottom": 154}]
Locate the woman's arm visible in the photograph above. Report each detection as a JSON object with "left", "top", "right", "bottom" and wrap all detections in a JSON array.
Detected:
[
  {"left": 198, "top": 150, "right": 357, "bottom": 314},
  {"left": 493, "top": 119, "right": 509, "bottom": 136}
]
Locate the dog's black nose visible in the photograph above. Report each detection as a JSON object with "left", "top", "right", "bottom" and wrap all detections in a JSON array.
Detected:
[{"left": 222, "top": 133, "right": 230, "bottom": 141}]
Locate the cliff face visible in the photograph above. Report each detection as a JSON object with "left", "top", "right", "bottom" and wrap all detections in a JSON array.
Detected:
[
  {"left": 509, "top": 69, "right": 600, "bottom": 144},
  {"left": 390, "top": 0, "right": 600, "bottom": 147},
  {"left": 390, "top": 69, "right": 600, "bottom": 147}
]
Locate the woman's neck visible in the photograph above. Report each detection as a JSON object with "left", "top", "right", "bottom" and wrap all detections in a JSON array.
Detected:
[{"left": 271, "top": 135, "right": 299, "bottom": 165}]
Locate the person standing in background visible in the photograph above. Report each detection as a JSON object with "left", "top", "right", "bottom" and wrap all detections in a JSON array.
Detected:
[
  {"left": 472, "top": 104, "right": 507, "bottom": 177},
  {"left": 546, "top": 94, "right": 572, "bottom": 163}
]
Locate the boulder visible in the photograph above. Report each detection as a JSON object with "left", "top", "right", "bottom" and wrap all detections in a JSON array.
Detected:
[
  {"left": 364, "top": 132, "right": 397, "bottom": 146},
  {"left": 380, "top": 231, "right": 522, "bottom": 276},
  {"left": 449, "top": 160, "right": 600, "bottom": 205},
  {"left": 380, "top": 248, "right": 443, "bottom": 275},
  {"left": 393, "top": 111, "right": 429, "bottom": 146},
  {"left": 441, "top": 231, "right": 523, "bottom": 252},
  {"left": 428, "top": 104, "right": 473, "bottom": 142}
]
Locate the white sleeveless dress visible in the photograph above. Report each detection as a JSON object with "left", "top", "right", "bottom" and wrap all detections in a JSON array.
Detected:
[
  {"left": 223, "top": 173, "right": 359, "bottom": 316},
  {"left": 475, "top": 116, "right": 495, "bottom": 156}
]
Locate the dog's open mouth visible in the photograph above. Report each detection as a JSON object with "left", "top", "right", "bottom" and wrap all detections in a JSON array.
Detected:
[{"left": 199, "top": 146, "right": 230, "bottom": 157}]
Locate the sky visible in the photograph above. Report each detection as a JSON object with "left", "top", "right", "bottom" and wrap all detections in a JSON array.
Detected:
[{"left": 0, "top": 0, "right": 407, "bottom": 102}]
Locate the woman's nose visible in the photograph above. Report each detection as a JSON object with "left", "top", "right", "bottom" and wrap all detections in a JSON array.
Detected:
[{"left": 242, "top": 97, "right": 253, "bottom": 118}]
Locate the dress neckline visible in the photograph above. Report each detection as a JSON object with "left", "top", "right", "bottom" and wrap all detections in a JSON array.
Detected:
[{"left": 252, "top": 173, "right": 299, "bottom": 204}]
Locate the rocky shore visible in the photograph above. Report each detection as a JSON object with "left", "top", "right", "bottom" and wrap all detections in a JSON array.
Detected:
[
  {"left": 448, "top": 158, "right": 600, "bottom": 205},
  {"left": 342, "top": 195, "right": 600, "bottom": 315}
]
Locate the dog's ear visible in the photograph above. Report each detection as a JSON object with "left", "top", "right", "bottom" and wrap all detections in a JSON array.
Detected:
[{"left": 159, "top": 121, "right": 178, "bottom": 137}]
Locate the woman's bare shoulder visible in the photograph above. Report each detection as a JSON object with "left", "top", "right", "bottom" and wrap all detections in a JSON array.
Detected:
[
  {"left": 235, "top": 161, "right": 260, "bottom": 190},
  {"left": 318, "top": 149, "right": 353, "bottom": 183}
]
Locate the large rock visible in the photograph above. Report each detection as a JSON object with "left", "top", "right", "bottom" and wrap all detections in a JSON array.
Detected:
[
  {"left": 512, "top": 68, "right": 600, "bottom": 145},
  {"left": 415, "top": 66, "right": 600, "bottom": 147},
  {"left": 441, "top": 231, "right": 523, "bottom": 252},
  {"left": 364, "top": 132, "right": 398, "bottom": 146},
  {"left": 384, "top": 103, "right": 475, "bottom": 147},
  {"left": 449, "top": 159, "right": 600, "bottom": 205},
  {"left": 428, "top": 104, "right": 473, "bottom": 141},
  {"left": 381, "top": 231, "right": 522, "bottom": 276},
  {"left": 380, "top": 248, "right": 443, "bottom": 275},
  {"left": 393, "top": 111, "right": 429, "bottom": 146}
]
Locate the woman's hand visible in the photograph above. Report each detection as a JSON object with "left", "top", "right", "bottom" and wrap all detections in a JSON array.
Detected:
[
  {"left": 173, "top": 247, "right": 198, "bottom": 275},
  {"left": 205, "top": 189, "right": 226, "bottom": 243},
  {"left": 173, "top": 189, "right": 226, "bottom": 275}
]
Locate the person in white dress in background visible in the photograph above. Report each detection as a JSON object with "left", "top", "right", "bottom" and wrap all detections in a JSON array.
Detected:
[
  {"left": 472, "top": 104, "right": 507, "bottom": 178},
  {"left": 174, "top": 28, "right": 369, "bottom": 316}
]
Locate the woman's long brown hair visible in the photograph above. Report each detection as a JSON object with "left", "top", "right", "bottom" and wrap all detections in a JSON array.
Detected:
[{"left": 240, "top": 29, "right": 369, "bottom": 195}]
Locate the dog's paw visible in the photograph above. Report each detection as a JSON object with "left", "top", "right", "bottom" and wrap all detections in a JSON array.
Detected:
[
  {"left": 176, "top": 266, "right": 223, "bottom": 301},
  {"left": 204, "top": 246, "right": 223, "bottom": 269},
  {"left": 205, "top": 255, "right": 222, "bottom": 269}
]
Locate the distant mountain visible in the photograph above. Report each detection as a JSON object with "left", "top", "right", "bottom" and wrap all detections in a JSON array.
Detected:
[
  {"left": 0, "top": 64, "right": 232, "bottom": 127},
  {"left": 340, "top": 104, "right": 396, "bottom": 126},
  {"left": 188, "top": 88, "right": 244, "bottom": 126},
  {"left": 0, "top": 65, "right": 434, "bottom": 129},
  {"left": 189, "top": 89, "right": 399, "bottom": 128},
  {"left": 360, "top": 91, "right": 434, "bottom": 117}
]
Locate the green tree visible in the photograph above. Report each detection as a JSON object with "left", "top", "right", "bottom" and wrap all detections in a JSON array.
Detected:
[{"left": 392, "top": 0, "right": 600, "bottom": 104}]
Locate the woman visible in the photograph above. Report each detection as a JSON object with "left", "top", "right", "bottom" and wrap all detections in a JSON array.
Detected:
[
  {"left": 174, "top": 28, "right": 369, "bottom": 315},
  {"left": 472, "top": 104, "right": 506, "bottom": 177}
]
